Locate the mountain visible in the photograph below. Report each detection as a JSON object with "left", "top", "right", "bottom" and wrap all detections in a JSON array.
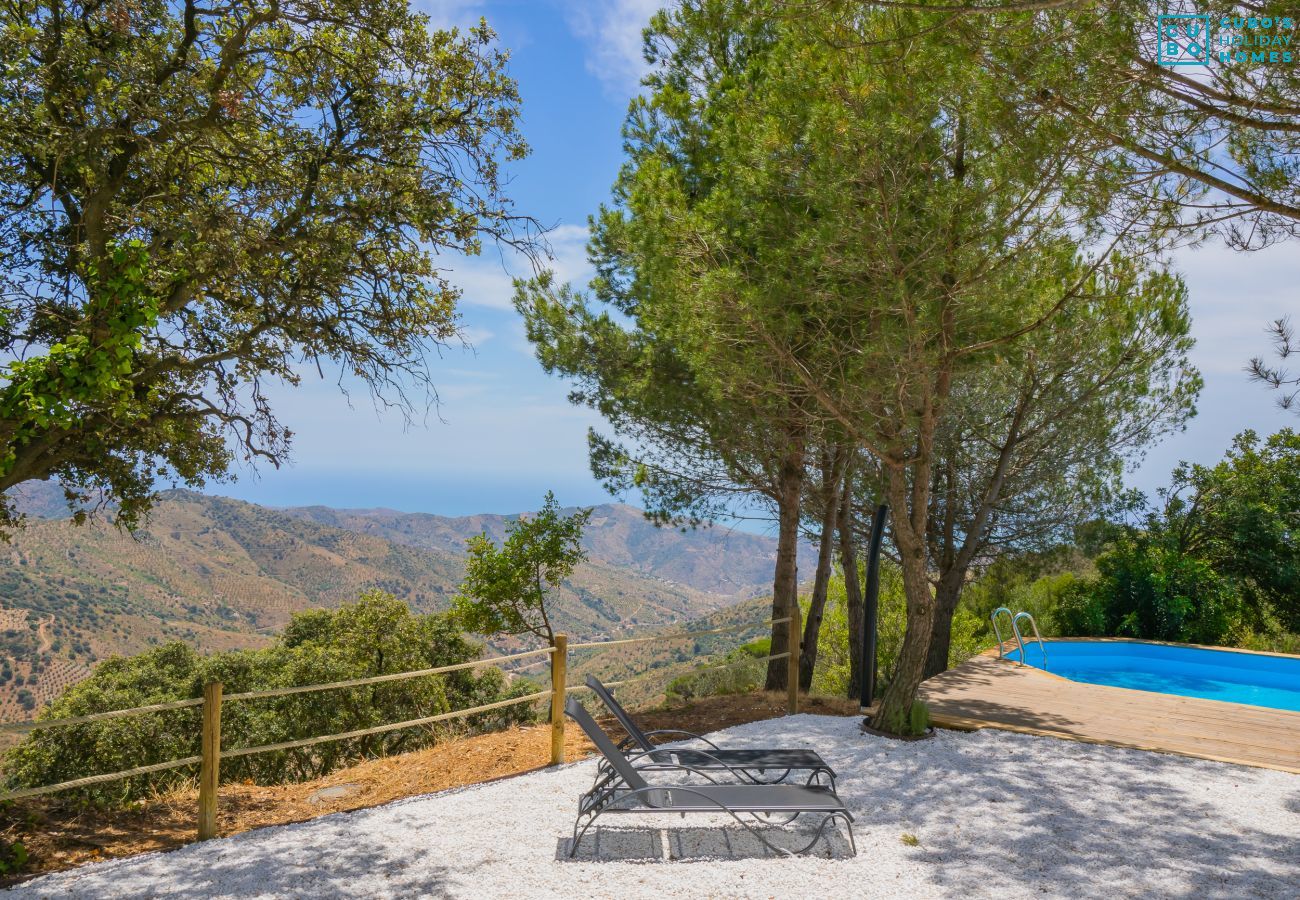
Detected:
[
  {"left": 277, "top": 502, "right": 794, "bottom": 598},
  {"left": 568, "top": 596, "right": 776, "bottom": 710},
  {"left": 0, "top": 487, "right": 802, "bottom": 722}
]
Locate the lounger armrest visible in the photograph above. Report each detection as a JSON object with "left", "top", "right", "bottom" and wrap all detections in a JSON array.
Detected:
[
  {"left": 640, "top": 728, "right": 723, "bottom": 751},
  {"left": 626, "top": 755, "right": 728, "bottom": 787},
  {"left": 593, "top": 752, "right": 727, "bottom": 792},
  {"left": 622, "top": 748, "right": 753, "bottom": 785}
]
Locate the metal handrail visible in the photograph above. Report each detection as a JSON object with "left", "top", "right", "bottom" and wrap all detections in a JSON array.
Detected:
[
  {"left": 991, "top": 607, "right": 1022, "bottom": 661},
  {"left": 1013, "top": 611, "right": 1048, "bottom": 670}
]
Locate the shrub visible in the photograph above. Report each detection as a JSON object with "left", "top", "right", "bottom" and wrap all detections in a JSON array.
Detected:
[
  {"left": 1056, "top": 579, "right": 1108, "bottom": 636},
  {"left": 665, "top": 639, "right": 769, "bottom": 703},
  {"left": 1058, "top": 537, "right": 1242, "bottom": 645},
  {"left": 810, "top": 561, "right": 988, "bottom": 699},
  {"left": 0, "top": 838, "right": 27, "bottom": 877},
  {"left": 876, "top": 699, "right": 930, "bottom": 737},
  {"left": 3, "top": 592, "right": 538, "bottom": 806},
  {"left": 908, "top": 699, "right": 930, "bottom": 735}
]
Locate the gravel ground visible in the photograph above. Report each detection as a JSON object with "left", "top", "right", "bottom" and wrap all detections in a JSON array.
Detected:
[{"left": 9, "top": 715, "right": 1298, "bottom": 899}]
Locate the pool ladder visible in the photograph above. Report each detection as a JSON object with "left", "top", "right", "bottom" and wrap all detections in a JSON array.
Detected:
[{"left": 991, "top": 607, "right": 1048, "bottom": 669}]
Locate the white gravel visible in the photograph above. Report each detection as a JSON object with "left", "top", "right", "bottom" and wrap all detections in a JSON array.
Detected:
[{"left": 10, "top": 715, "right": 1299, "bottom": 899}]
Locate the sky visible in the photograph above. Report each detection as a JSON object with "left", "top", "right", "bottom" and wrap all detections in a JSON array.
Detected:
[{"left": 214, "top": 0, "right": 1299, "bottom": 528}]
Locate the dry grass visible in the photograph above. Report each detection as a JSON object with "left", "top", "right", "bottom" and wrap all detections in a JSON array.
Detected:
[{"left": 1, "top": 691, "right": 859, "bottom": 885}]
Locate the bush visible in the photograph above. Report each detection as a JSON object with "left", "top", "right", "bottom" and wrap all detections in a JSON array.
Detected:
[
  {"left": 807, "top": 560, "right": 991, "bottom": 699},
  {"left": 1056, "top": 579, "right": 1108, "bottom": 636},
  {"left": 1057, "top": 537, "right": 1242, "bottom": 645},
  {"left": 876, "top": 699, "right": 930, "bottom": 737},
  {"left": 665, "top": 638, "right": 769, "bottom": 702},
  {"left": 3, "top": 592, "right": 539, "bottom": 806},
  {"left": 961, "top": 555, "right": 1092, "bottom": 640},
  {"left": 0, "top": 838, "right": 27, "bottom": 877}
]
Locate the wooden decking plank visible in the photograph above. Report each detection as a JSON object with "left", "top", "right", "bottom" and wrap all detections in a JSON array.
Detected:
[{"left": 918, "top": 653, "right": 1300, "bottom": 774}]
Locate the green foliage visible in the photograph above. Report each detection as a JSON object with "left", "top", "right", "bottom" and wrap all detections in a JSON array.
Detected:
[
  {"left": 665, "top": 638, "right": 769, "bottom": 703},
  {"left": 812, "top": 564, "right": 985, "bottom": 699},
  {"left": 0, "top": 836, "right": 27, "bottom": 876},
  {"left": 3, "top": 592, "right": 537, "bottom": 806},
  {"left": 1057, "top": 539, "right": 1240, "bottom": 644},
  {"left": 1164, "top": 429, "right": 1300, "bottom": 632},
  {"left": 909, "top": 700, "right": 931, "bottom": 736},
  {"left": 1054, "top": 429, "right": 1300, "bottom": 645},
  {"left": 961, "top": 552, "right": 1094, "bottom": 640},
  {"left": 876, "top": 700, "right": 931, "bottom": 739},
  {"left": 967, "top": 2, "right": 1300, "bottom": 248},
  {"left": 0, "top": 242, "right": 160, "bottom": 483},
  {"left": 808, "top": 582, "right": 854, "bottom": 697},
  {"left": 0, "top": 0, "right": 529, "bottom": 530},
  {"left": 452, "top": 492, "right": 592, "bottom": 644}
]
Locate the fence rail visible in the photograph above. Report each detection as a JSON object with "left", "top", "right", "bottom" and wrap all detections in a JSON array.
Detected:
[
  {"left": 0, "top": 756, "right": 205, "bottom": 802},
  {"left": 221, "top": 647, "right": 556, "bottom": 703},
  {"left": 0, "top": 611, "right": 803, "bottom": 840},
  {"left": 567, "top": 616, "right": 789, "bottom": 651},
  {"left": 0, "top": 697, "right": 205, "bottom": 735},
  {"left": 220, "top": 690, "right": 553, "bottom": 760},
  {"left": 568, "top": 650, "right": 791, "bottom": 692}
]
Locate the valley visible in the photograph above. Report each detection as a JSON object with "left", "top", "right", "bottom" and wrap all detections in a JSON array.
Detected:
[{"left": 0, "top": 488, "right": 800, "bottom": 721}]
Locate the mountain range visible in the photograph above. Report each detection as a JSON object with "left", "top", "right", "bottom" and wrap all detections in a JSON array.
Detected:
[{"left": 0, "top": 485, "right": 801, "bottom": 721}]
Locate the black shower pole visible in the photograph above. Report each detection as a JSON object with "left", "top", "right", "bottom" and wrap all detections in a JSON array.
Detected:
[{"left": 859, "top": 503, "right": 889, "bottom": 713}]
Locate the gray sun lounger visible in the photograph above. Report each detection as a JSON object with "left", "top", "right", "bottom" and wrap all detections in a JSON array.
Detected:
[
  {"left": 585, "top": 675, "right": 835, "bottom": 787},
  {"left": 565, "top": 696, "right": 856, "bottom": 858}
]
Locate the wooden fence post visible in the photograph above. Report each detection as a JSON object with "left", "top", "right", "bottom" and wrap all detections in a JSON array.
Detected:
[
  {"left": 198, "top": 680, "right": 222, "bottom": 841},
  {"left": 787, "top": 605, "right": 801, "bottom": 715},
  {"left": 550, "top": 633, "right": 567, "bottom": 765}
]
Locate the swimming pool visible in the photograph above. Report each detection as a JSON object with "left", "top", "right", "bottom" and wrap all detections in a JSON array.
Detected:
[{"left": 1005, "top": 640, "right": 1300, "bottom": 712}]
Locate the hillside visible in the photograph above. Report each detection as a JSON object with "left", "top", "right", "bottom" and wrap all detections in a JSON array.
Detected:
[
  {"left": 0, "top": 489, "right": 799, "bottom": 721},
  {"left": 277, "top": 502, "right": 800, "bottom": 598},
  {"left": 567, "top": 596, "right": 777, "bottom": 709}
]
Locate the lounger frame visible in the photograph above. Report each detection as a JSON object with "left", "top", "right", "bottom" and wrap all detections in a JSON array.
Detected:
[
  {"left": 584, "top": 675, "right": 836, "bottom": 788},
  {"left": 565, "top": 696, "right": 856, "bottom": 858}
]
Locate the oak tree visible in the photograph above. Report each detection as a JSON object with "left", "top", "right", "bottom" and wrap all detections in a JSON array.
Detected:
[{"left": 0, "top": 0, "right": 532, "bottom": 530}]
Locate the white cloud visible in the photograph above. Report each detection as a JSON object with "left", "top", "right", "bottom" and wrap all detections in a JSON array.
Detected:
[
  {"left": 564, "top": 0, "right": 665, "bottom": 94},
  {"left": 457, "top": 325, "right": 495, "bottom": 348},
  {"left": 442, "top": 225, "right": 593, "bottom": 311}
]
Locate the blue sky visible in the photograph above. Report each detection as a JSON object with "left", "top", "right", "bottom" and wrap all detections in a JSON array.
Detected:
[{"left": 216, "top": 0, "right": 1299, "bottom": 528}]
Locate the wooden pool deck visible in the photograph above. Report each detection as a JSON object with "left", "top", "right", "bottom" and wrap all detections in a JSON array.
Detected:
[{"left": 917, "top": 653, "right": 1300, "bottom": 774}]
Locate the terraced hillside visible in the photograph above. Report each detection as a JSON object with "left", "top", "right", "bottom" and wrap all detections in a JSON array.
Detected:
[
  {"left": 279, "top": 502, "right": 802, "bottom": 599},
  {"left": 0, "top": 490, "right": 797, "bottom": 721},
  {"left": 567, "top": 597, "right": 777, "bottom": 710}
]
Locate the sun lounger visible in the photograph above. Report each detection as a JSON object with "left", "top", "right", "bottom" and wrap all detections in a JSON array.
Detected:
[
  {"left": 564, "top": 696, "right": 856, "bottom": 857},
  {"left": 584, "top": 674, "right": 835, "bottom": 787}
]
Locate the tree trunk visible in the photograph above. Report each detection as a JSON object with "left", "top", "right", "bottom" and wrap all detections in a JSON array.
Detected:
[
  {"left": 799, "top": 453, "right": 841, "bottom": 691},
  {"left": 764, "top": 430, "right": 807, "bottom": 692},
  {"left": 839, "top": 476, "right": 864, "bottom": 700},
  {"left": 870, "top": 467, "right": 936, "bottom": 734},
  {"left": 923, "top": 570, "right": 965, "bottom": 679}
]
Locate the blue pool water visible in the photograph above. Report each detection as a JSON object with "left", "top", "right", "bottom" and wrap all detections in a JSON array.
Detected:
[{"left": 1005, "top": 640, "right": 1300, "bottom": 712}]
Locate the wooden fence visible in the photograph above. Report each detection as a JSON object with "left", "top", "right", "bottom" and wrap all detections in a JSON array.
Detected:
[{"left": 0, "top": 610, "right": 801, "bottom": 842}]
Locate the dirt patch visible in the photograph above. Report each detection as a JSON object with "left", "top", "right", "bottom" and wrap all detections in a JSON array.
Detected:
[{"left": 1, "top": 691, "right": 859, "bottom": 884}]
